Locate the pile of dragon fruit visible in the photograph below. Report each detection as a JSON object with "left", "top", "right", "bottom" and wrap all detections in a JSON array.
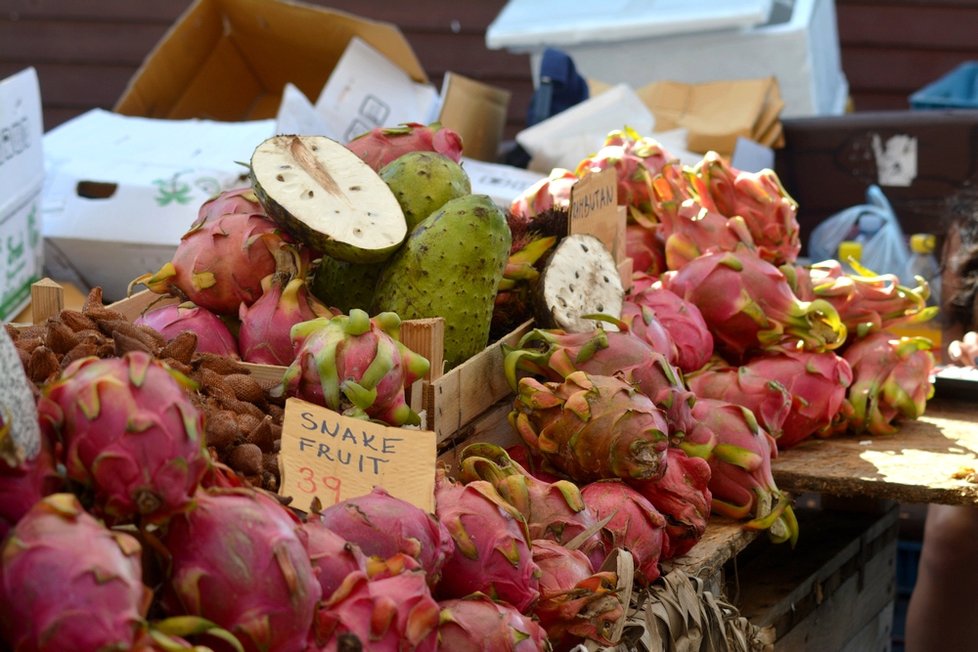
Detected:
[{"left": 0, "top": 121, "right": 940, "bottom": 651}]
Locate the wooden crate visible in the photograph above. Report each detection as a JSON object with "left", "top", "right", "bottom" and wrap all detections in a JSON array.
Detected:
[{"left": 728, "top": 503, "right": 899, "bottom": 651}]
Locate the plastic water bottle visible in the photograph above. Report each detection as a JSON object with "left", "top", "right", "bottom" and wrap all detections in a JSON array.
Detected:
[{"left": 908, "top": 233, "right": 941, "bottom": 307}]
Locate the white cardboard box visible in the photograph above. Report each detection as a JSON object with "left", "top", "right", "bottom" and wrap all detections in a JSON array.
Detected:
[
  {"left": 488, "top": 0, "right": 848, "bottom": 119},
  {"left": 0, "top": 68, "right": 44, "bottom": 321}
]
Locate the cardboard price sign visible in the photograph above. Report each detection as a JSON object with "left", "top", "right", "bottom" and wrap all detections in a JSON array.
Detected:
[
  {"left": 278, "top": 397, "right": 436, "bottom": 514},
  {"left": 568, "top": 167, "right": 625, "bottom": 262}
]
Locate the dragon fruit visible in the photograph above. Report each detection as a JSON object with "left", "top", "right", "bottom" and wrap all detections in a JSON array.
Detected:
[
  {"left": 504, "top": 326, "right": 695, "bottom": 439},
  {"left": 509, "top": 167, "right": 577, "bottom": 222},
  {"left": 0, "top": 414, "right": 61, "bottom": 541},
  {"left": 650, "top": 162, "right": 755, "bottom": 270},
  {"left": 795, "top": 259, "right": 937, "bottom": 338},
  {"left": 531, "top": 538, "right": 624, "bottom": 649},
  {"left": 662, "top": 245, "right": 846, "bottom": 361},
  {"left": 457, "top": 442, "right": 605, "bottom": 569},
  {"left": 238, "top": 245, "right": 335, "bottom": 365},
  {"left": 505, "top": 443, "right": 566, "bottom": 483},
  {"left": 437, "top": 593, "right": 549, "bottom": 651},
  {"left": 691, "top": 152, "right": 801, "bottom": 266},
  {"left": 686, "top": 364, "right": 793, "bottom": 438},
  {"left": 37, "top": 351, "right": 209, "bottom": 524},
  {"left": 575, "top": 126, "right": 673, "bottom": 226},
  {"left": 738, "top": 349, "right": 854, "bottom": 448},
  {"left": 316, "top": 486, "right": 454, "bottom": 588},
  {"left": 434, "top": 470, "right": 540, "bottom": 611},
  {"left": 163, "top": 487, "right": 321, "bottom": 652},
  {"left": 843, "top": 332, "right": 935, "bottom": 437},
  {"left": 627, "top": 285, "right": 714, "bottom": 373},
  {"left": 134, "top": 300, "right": 239, "bottom": 357},
  {"left": 628, "top": 448, "right": 712, "bottom": 559},
  {"left": 302, "top": 519, "right": 368, "bottom": 603},
  {"left": 618, "top": 299, "right": 679, "bottom": 362},
  {"left": 313, "top": 566, "right": 440, "bottom": 651},
  {"left": 683, "top": 398, "right": 798, "bottom": 545},
  {"left": 279, "top": 309, "right": 430, "bottom": 427},
  {"left": 580, "top": 479, "right": 666, "bottom": 584},
  {"left": 132, "top": 210, "right": 293, "bottom": 316},
  {"left": 510, "top": 370, "right": 670, "bottom": 483},
  {"left": 0, "top": 493, "right": 151, "bottom": 651},
  {"left": 346, "top": 121, "right": 463, "bottom": 171},
  {"left": 199, "top": 186, "right": 266, "bottom": 221}
]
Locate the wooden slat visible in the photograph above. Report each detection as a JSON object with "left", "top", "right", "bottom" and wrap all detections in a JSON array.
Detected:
[
  {"left": 29, "top": 278, "right": 63, "bottom": 324},
  {"left": 0, "top": 19, "right": 171, "bottom": 65},
  {"left": 838, "top": 4, "right": 978, "bottom": 49},
  {"left": 771, "top": 399, "right": 978, "bottom": 505},
  {"left": 2, "top": 0, "right": 190, "bottom": 22},
  {"left": 302, "top": 0, "right": 509, "bottom": 32},
  {"left": 0, "top": 62, "right": 136, "bottom": 107}
]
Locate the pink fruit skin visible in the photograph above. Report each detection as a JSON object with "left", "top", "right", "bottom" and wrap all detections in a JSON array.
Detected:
[
  {"left": 628, "top": 448, "right": 712, "bottom": 560},
  {"left": 135, "top": 301, "right": 239, "bottom": 358},
  {"left": 437, "top": 594, "right": 549, "bottom": 651},
  {"left": 686, "top": 365, "right": 792, "bottom": 439},
  {"left": 0, "top": 494, "right": 151, "bottom": 652},
  {"left": 580, "top": 479, "right": 666, "bottom": 584},
  {"left": 302, "top": 519, "right": 367, "bottom": 603},
  {"left": 198, "top": 186, "right": 266, "bottom": 221},
  {"left": 619, "top": 299, "right": 679, "bottom": 363},
  {"left": 509, "top": 168, "right": 577, "bottom": 222},
  {"left": 628, "top": 285, "right": 714, "bottom": 374},
  {"left": 238, "top": 278, "right": 334, "bottom": 365},
  {"left": 0, "top": 438, "right": 61, "bottom": 541},
  {"left": 625, "top": 223, "right": 667, "bottom": 278},
  {"left": 346, "top": 122, "right": 463, "bottom": 171},
  {"left": 434, "top": 472, "right": 540, "bottom": 612},
  {"left": 163, "top": 487, "right": 321, "bottom": 652},
  {"left": 316, "top": 486, "right": 454, "bottom": 588},
  {"left": 37, "top": 351, "right": 209, "bottom": 524},
  {"left": 314, "top": 569, "right": 439, "bottom": 651}
]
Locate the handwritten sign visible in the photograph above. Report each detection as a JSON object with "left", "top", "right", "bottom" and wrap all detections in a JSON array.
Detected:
[
  {"left": 569, "top": 167, "right": 622, "bottom": 261},
  {"left": 278, "top": 397, "right": 437, "bottom": 514}
]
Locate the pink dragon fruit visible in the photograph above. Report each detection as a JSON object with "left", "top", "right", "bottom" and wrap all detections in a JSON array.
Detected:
[
  {"left": 134, "top": 300, "right": 239, "bottom": 357},
  {"left": 691, "top": 152, "right": 801, "bottom": 266},
  {"left": 509, "top": 167, "right": 577, "bottom": 222},
  {"left": 316, "top": 486, "right": 455, "bottom": 588},
  {"left": 437, "top": 593, "right": 549, "bottom": 651},
  {"left": 162, "top": 487, "right": 321, "bottom": 652},
  {"left": 796, "top": 259, "right": 937, "bottom": 338},
  {"left": 650, "top": 162, "right": 755, "bottom": 270},
  {"left": 302, "top": 519, "right": 368, "bottom": 603},
  {"left": 0, "top": 493, "right": 151, "bottom": 651},
  {"left": 132, "top": 210, "right": 294, "bottom": 316},
  {"left": 313, "top": 566, "right": 440, "bottom": 651},
  {"left": 37, "top": 351, "right": 209, "bottom": 524},
  {"left": 683, "top": 398, "right": 798, "bottom": 545},
  {"left": 842, "top": 332, "right": 935, "bottom": 436},
  {"left": 661, "top": 245, "right": 846, "bottom": 361},
  {"left": 738, "top": 349, "right": 854, "bottom": 449},
  {"left": 279, "top": 309, "right": 430, "bottom": 427},
  {"left": 346, "top": 121, "right": 463, "bottom": 171},
  {"left": 238, "top": 245, "right": 335, "bottom": 365},
  {"left": 626, "top": 223, "right": 668, "bottom": 277},
  {"left": 627, "top": 284, "right": 714, "bottom": 373},
  {"left": 686, "top": 364, "right": 793, "bottom": 438},
  {"left": 504, "top": 326, "right": 696, "bottom": 439},
  {"left": 505, "top": 443, "right": 566, "bottom": 483},
  {"left": 0, "top": 414, "right": 61, "bottom": 541},
  {"left": 510, "top": 370, "right": 670, "bottom": 483},
  {"left": 618, "top": 299, "right": 679, "bottom": 362},
  {"left": 576, "top": 126, "right": 673, "bottom": 226},
  {"left": 628, "top": 448, "right": 712, "bottom": 559},
  {"left": 580, "top": 479, "right": 667, "bottom": 584},
  {"left": 434, "top": 470, "right": 540, "bottom": 611},
  {"left": 457, "top": 442, "right": 605, "bottom": 569},
  {"left": 530, "top": 538, "right": 624, "bottom": 649},
  {"left": 198, "top": 186, "right": 266, "bottom": 221}
]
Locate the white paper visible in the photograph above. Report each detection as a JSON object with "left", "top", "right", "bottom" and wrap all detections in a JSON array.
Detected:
[
  {"left": 516, "top": 83, "right": 655, "bottom": 173},
  {"left": 275, "top": 83, "right": 337, "bottom": 139},
  {"left": 461, "top": 157, "right": 546, "bottom": 209},
  {"left": 731, "top": 137, "right": 775, "bottom": 173},
  {"left": 315, "top": 37, "right": 439, "bottom": 143}
]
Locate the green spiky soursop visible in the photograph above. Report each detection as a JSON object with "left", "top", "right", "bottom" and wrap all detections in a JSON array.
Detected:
[
  {"left": 379, "top": 151, "right": 472, "bottom": 231},
  {"left": 372, "top": 194, "right": 512, "bottom": 370}
]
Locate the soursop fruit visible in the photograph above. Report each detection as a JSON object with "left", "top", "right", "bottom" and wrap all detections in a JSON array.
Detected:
[
  {"left": 379, "top": 151, "right": 472, "bottom": 231},
  {"left": 372, "top": 194, "right": 511, "bottom": 369}
]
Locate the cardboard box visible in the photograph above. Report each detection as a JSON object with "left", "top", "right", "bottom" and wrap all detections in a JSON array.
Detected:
[
  {"left": 488, "top": 0, "right": 848, "bottom": 119},
  {"left": 774, "top": 110, "right": 978, "bottom": 256},
  {"left": 0, "top": 68, "right": 45, "bottom": 322}
]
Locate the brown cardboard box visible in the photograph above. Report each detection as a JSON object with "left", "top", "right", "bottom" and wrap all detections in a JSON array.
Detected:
[{"left": 774, "top": 110, "right": 978, "bottom": 256}]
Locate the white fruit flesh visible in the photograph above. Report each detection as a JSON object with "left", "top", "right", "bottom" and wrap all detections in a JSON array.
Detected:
[{"left": 536, "top": 233, "right": 624, "bottom": 332}]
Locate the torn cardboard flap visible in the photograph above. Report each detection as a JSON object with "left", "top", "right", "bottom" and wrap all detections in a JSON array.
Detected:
[{"left": 637, "top": 77, "right": 784, "bottom": 156}]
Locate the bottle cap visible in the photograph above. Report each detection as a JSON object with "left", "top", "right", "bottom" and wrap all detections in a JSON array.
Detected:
[
  {"left": 910, "top": 233, "right": 936, "bottom": 254},
  {"left": 838, "top": 240, "right": 862, "bottom": 264}
]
